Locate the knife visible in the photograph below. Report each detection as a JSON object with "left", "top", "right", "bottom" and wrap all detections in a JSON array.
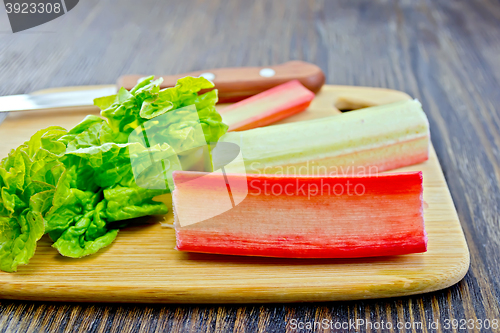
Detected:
[
  {"left": 117, "top": 61, "right": 325, "bottom": 103},
  {"left": 0, "top": 61, "right": 325, "bottom": 117}
]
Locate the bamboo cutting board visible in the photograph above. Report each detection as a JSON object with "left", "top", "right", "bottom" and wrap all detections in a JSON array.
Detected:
[{"left": 0, "top": 85, "right": 469, "bottom": 303}]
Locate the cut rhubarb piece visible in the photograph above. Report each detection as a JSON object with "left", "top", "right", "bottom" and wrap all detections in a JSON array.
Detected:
[
  {"left": 219, "top": 99, "right": 430, "bottom": 175},
  {"left": 219, "top": 80, "right": 315, "bottom": 132},
  {"left": 173, "top": 171, "right": 427, "bottom": 258}
]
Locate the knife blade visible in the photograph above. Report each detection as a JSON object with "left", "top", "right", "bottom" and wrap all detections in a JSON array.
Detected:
[
  {"left": 0, "top": 87, "right": 118, "bottom": 113},
  {"left": 0, "top": 61, "right": 324, "bottom": 122}
]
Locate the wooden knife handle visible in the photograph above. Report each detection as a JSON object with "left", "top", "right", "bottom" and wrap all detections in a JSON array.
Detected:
[{"left": 116, "top": 61, "right": 325, "bottom": 103}]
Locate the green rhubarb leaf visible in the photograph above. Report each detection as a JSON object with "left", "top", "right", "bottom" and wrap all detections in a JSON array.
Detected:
[
  {"left": 43, "top": 167, "right": 118, "bottom": 257},
  {"left": 30, "top": 190, "right": 56, "bottom": 217},
  {"left": 93, "top": 95, "right": 117, "bottom": 111},
  {"left": 53, "top": 227, "right": 118, "bottom": 258},
  {"left": 44, "top": 166, "right": 98, "bottom": 236},
  {"left": 61, "top": 143, "right": 134, "bottom": 189},
  {"left": 0, "top": 209, "right": 44, "bottom": 272},
  {"left": 51, "top": 201, "right": 119, "bottom": 258},
  {"left": 104, "top": 185, "right": 168, "bottom": 221},
  {"left": 0, "top": 127, "right": 67, "bottom": 272},
  {"left": 61, "top": 142, "right": 170, "bottom": 220},
  {"left": 96, "top": 75, "right": 228, "bottom": 145}
]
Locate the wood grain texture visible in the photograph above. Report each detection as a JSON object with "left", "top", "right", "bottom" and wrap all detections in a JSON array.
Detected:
[
  {"left": 0, "top": 0, "right": 499, "bottom": 331},
  {"left": 0, "top": 85, "right": 469, "bottom": 304}
]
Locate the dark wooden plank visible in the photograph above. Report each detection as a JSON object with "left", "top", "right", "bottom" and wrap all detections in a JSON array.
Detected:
[{"left": 1, "top": 0, "right": 500, "bottom": 332}]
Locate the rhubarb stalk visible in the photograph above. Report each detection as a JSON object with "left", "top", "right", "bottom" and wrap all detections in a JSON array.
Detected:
[
  {"left": 173, "top": 171, "right": 427, "bottom": 258},
  {"left": 220, "top": 80, "right": 315, "bottom": 132},
  {"left": 219, "top": 99, "right": 430, "bottom": 175}
]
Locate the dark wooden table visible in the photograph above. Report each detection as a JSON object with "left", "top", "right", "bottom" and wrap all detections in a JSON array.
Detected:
[{"left": 1, "top": 0, "right": 499, "bottom": 332}]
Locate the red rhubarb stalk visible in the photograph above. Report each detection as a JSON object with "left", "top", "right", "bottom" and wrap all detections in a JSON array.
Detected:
[
  {"left": 220, "top": 80, "right": 315, "bottom": 132},
  {"left": 173, "top": 171, "right": 427, "bottom": 258}
]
